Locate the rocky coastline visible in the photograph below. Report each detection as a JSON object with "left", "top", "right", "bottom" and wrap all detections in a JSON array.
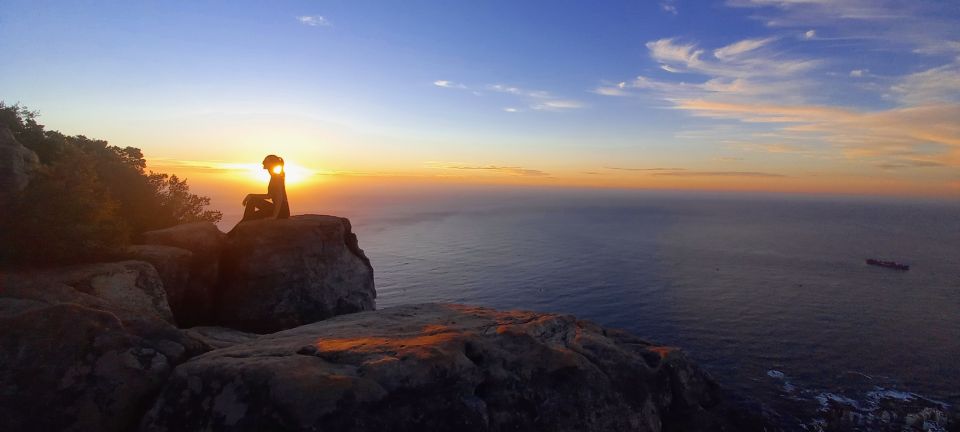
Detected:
[{"left": 0, "top": 215, "right": 887, "bottom": 431}]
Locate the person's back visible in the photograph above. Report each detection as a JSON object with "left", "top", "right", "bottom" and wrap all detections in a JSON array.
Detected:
[{"left": 268, "top": 173, "right": 290, "bottom": 219}]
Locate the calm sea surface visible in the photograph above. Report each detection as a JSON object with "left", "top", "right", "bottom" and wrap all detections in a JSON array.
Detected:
[{"left": 278, "top": 191, "right": 960, "bottom": 428}]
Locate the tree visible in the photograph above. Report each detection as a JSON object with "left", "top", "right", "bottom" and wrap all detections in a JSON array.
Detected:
[
  {"left": 4, "top": 146, "right": 127, "bottom": 264},
  {"left": 0, "top": 103, "right": 221, "bottom": 266},
  {"left": 151, "top": 173, "right": 223, "bottom": 226}
]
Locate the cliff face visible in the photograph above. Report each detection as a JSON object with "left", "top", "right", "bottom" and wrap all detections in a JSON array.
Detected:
[
  {"left": 217, "top": 215, "right": 376, "bottom": 333},
  {"left": 0, "top": 215, "right": 771, "bottom": 432}
]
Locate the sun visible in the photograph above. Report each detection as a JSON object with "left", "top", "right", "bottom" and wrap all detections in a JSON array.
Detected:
[{"left": 248, "top": 161, "right": 314, "bottom": 185}]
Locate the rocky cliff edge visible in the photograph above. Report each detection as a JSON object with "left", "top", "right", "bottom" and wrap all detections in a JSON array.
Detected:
[{"left": 0, "top": 215, "right": 769, "bottom": 432}]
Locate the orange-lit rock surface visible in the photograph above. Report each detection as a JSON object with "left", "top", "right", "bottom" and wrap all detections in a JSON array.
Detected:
[
  {"left": 216, "top": 215, "right": 375, "bottom": 333},
  {"left": 142, "top": 303, "right": 756, "bottom": 432}
]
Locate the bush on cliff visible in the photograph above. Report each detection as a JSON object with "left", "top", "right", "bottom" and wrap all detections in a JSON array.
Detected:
[{"left": 0, "top": 102, "right": 222, "bottom": 265}]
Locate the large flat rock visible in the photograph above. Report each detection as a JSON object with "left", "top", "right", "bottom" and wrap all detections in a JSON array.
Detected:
[
  {"left": 142, "top": 303, "right": 750, "bottom": 432},
  {"left": 216, "top": 215, "right": 375, "bottom": 333}
]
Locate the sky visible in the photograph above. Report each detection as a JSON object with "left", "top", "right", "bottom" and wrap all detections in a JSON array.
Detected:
[{"left": 1, "top": 0, "right": 959, "bottom": 203}]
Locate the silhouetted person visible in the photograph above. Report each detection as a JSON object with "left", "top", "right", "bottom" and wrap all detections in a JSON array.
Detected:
[{"left": 232, "top": 155, "right": 290, "bottom": 232}]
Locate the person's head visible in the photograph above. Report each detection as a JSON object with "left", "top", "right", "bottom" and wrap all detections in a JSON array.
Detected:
[{"left": 262, "top": 154, "right": 284, "bottom": 176}]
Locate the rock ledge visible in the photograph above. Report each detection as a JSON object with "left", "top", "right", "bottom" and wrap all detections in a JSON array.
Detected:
[{"left": 143, "top": 303, "right": 748, "bottom": 432}]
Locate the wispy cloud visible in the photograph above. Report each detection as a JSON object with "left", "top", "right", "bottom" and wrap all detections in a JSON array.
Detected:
[
  {"left": 531, "top": 100, "right": 583, "bottom": 111},
  {"left": 296, "top": 15, "right": 331, "bottom": 27},
  {"left": 598, "top": 13, "right": 960, "bottom": 171},
  {"left": 437, "top": 81, "right": 583, "bottom": 112},
  {"left": 673, "top": 100, "right": 960, "bottom": 164},
  {"left": 660, "top": 0, "right": 678, "bottom": 15},
  {"left": 593, "top": 84, "right": 629, "bottom": 96},
  {"left": 486, "top": 84, "right": 553, "bottom": 99},
  {"left": 653, "top": 171, "right": 786, "bottom": 177},
  {"left": 713, "top": 37, "right": 776, "bottom": 60},
  {"left": 434, "top": 164, "right": 550, "bottom": 177},
  {"left": 620, "top": 37, "right": 821, "bottom": 110},
  {"left": 726, "top": 0, "right": 958, "bottom": 54},
  {"left": 645, "top": 37, "right": 816, "bottom": 78},
  {"left": 605, "top": 166, "right": 686, "bottom": 171},
  {"left": 433, "top": 80, "right": 467, "bottom": 89},
  {"left": 890, "top": 62, "right": 960, "bottom": 104},
  {"left": 736, "top": 143, "right": 811, "bottom": 154},
  {"left": 604, "top": 166, "right": 783, "bottom": 177},
  {"left": 877, "top": 159, "right": 945, "bottom": 170}
]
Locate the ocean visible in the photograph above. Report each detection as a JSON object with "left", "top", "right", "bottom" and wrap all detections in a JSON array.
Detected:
[{"left": 229, "top": 189, "right": 960, "bottom": 428}]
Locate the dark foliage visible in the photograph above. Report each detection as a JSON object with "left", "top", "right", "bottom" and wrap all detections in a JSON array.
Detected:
[{"left": 0, "top": 102, "right": 222, "bottom": 266}]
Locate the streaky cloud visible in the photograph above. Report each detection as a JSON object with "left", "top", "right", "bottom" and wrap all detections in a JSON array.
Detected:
[
  {"left": 713, "top": 37, "right": 776, "bottom": 60},
  {"left": 605, "top": 167, "right": 686, "bottom": 171},
  {"left": 433, "top": 163, "right": 550, "bottom": 177},
  {"left": 653, "top": 171, "right": 786, "bottom": 177}
]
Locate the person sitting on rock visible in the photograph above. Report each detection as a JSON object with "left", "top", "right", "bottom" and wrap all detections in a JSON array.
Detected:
[{"left": 236, "top": 154, "right": 290, "bottom": 226}]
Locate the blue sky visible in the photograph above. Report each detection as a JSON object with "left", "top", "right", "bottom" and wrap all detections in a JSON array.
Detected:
[{"left": 1, "top": 0, "right": 958, "bottom": 196}]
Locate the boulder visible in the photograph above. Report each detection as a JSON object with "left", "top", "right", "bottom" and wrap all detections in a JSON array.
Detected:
[
  {"left": 0, "top": 273, "right": 206, "bottom": 432},
  {"left": 216, "top": 215, "right": 375, "bottom": 333},
  {"left": 123, "top": 245, "right": 194, "bottom": 324},
  {"left": 184, "top": 326, "right": 260, "bottom": 350},
  {"left": 0, "top": 126, "right": 39, "bottom": 202},
  {"left": 45, "top": 260, "right": 175, "bottom": 324},
  {"left": 142, "top": 303, "right": 752, "bottom": 432},
  {"left": 140, "top": 222, "right": 225, "bottom": 326}
]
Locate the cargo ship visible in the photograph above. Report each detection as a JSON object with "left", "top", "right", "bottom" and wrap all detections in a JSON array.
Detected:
[{"left": 866, "top": 258, "right": 910, "bottom": 271}]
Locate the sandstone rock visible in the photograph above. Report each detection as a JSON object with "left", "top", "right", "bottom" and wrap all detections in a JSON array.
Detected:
[
  {"left": 142, "top": 303, "right": 750, "bottom": 432},
  {"left": 141, "top": 222, "right": 225, "bottom": 326},
  {"left": 45, "top": 260, "right": 175, "bottom": 324},
  {"left": 0, "top": 126, "right": 39, "bottom": 202},
  {"left": 123, "top": 245, "right": 194, "bottom": 324},
  {"left": 217, "top": 215, "right": 375, "bottom": 333},
  {"left": 0, "top": 273, "right": 206, "bottom": 432}
]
